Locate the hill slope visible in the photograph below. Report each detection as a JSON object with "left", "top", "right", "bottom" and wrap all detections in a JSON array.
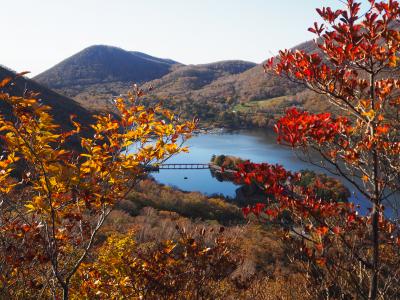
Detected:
[
  {"left": 0, "top": 65, "right": 93, "bottom": 131},
  {"left": 130, "top": 51, "right": 180, "bottom": 66},
  {"left": 145, "top": 39, "right": 318, "bottom": 104},
  {"left": 143, "top": 60, "right": 257, "bottom": 95},
  {"left": 34, "top": 45, "right": 180, "bottom": 100},
  {"left": 140, "top": 40, "right": 320, "bottom": 126}
]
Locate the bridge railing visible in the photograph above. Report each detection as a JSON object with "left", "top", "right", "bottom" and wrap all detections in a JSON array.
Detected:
[
  {"left": 158, "top": 163, "right": 210, "bottom": 170},
  {"left": 143, "top": 163, "right": 212, "bottom": 172}
]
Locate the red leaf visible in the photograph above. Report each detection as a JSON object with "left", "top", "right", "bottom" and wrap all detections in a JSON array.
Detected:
[
  {"left": 333, "top": 226, "right": 341, "bottom": 235},
  {"left": 242, "top": 207, "right": 251, "bottom": 218},
  {"left": 16, "top": 71, "right": 30, "bottom": 77},
  {"left": 347, "top": 213, "right": 356, "bottom": 223}
]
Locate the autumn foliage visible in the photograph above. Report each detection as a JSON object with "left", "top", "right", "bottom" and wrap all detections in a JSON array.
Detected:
[
  {"left": 0, "top": 1, "right": 399, "bottom": 299},
  {"left": 72, "top": 227, "right": 240, "bottom": 299},
  {"left": 0, "top": 76, "right": 195, "bottom": 298},
  {"left": 239, "top": 1, "right": 400, "bottom": 299}
]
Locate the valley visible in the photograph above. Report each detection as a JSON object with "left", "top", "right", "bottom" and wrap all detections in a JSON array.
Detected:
[{"left": 1, "top": 2, "right": 399, "bottom": 296}]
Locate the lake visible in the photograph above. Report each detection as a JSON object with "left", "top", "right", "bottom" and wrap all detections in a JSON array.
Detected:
[{"left": 152, "top": 129, "right": 370, "bottom": 212}]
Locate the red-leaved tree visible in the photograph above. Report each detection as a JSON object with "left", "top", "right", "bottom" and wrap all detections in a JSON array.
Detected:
[{"left": 238, "top": 1, "right": 400, "bottom": 299}]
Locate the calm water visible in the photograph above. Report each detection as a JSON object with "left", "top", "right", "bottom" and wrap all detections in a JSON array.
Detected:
[{"left": 152, "top": 130, "right": 369, "bottom": 209}]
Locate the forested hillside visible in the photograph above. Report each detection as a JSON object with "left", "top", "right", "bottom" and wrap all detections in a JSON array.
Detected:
[{"left": 141, "top": 39, "right": 331, "bottom": 127}]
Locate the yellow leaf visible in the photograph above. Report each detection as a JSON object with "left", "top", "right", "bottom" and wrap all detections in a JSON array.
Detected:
[
  {"left": 49, "top": 177, "right": 57, "bottom": 187},
  {"left": 359, "top": 99, "right": 370, "bottom": 109},
  {"left": 25, "top": 203, "right": 36, "bottom": 212},
  {"left": 362, "top": 109, "right": 375, "bottom": 120}
]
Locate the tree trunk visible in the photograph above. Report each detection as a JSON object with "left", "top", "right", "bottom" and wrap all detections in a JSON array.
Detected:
[
  {"left": 62, "top": 285, "right": 69, "bottom": 300},
  {"left": 368, "top": 203, "right": 379, "bottom": 300},
  {"left": 368, "top": 69, "right": 380, "bottom": 300},
  {"left": 369, "top": 147, "right": 380, "bottom": 300}
]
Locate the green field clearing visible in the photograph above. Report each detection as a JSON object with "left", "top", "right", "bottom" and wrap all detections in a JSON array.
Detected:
[{"left": 233, "top": 95, "right": 293, "bottom": 113}]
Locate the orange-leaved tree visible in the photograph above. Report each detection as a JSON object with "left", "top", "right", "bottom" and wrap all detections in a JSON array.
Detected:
[
  {"left": 238, "top": 1, "right": 400, "bottom": 299},
  {"left": 0, "top": 75, "right": 196, "bottom": 299}
]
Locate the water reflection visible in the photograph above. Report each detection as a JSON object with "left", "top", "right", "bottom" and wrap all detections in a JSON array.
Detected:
[{"left": 152, "top": 130, "right": 373, "bottom": 213}]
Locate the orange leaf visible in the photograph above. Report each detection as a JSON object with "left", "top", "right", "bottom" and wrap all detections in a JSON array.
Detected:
[
  {"left": 21, "top": 224, "right": 31, "bottom": 233},
  {"left": 317, "top": 226, "right": 329, "bottom": 236},
  {"left": 316, "top": 257, "right": 326, "bottom": 266},
  {"left": 0, "top": 77, "right": 12, "bottom": 88},
  {"left": 376, "top": 125, "right": 389, "bottom": 135}
]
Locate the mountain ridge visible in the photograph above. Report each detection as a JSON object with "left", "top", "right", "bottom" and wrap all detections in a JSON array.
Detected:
[{"left": 34, "top": 45, "right": 181, "bottom": 97}]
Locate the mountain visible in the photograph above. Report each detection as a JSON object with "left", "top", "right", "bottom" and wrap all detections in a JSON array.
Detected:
[
  {"left": 145, "top": 39, "right": 318, "bottom": 104},
  {"left": 32, "top": 40, "right": 329, "bottom": 128},
  {"left": 34, "top": 45, "right": 181, "bottom": 100},
  {"left": 139, "top": 40, "right": 320, "bottom": 126},
  {"left": 34, "top": 49, "right": 257, "bottom": 112},
  {"left": 0, "top": 65, "right": 93, "bottom": 132}
]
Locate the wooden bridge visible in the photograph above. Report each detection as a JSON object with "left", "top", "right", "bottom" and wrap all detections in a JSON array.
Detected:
[{"left": 146, "top": 163, "right": 210, "bottom": 171}]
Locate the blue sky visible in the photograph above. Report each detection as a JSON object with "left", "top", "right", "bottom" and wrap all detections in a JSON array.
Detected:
[{"left": 2, "top": 0, "right": 349, "bottom": 76}]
